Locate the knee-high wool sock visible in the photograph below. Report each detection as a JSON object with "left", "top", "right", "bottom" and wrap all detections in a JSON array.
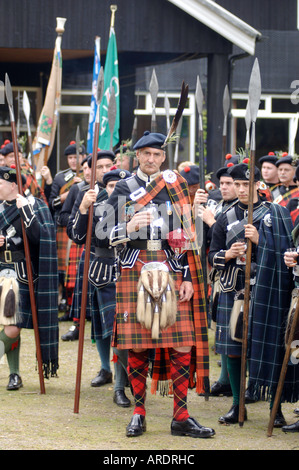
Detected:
[
  {"left": 219, "top": 354, "right": 230, "bottom": 385},
  {"left": 127, "top": 350, "right": 149, "bottom": 416},
  {"left": 227, "top": 356, "right": 241, "bottom": 406},
  {"left": 95, "top": 336, "right": 111, "bottom": 373},
  {"left": 0, "top": 330, "right": 20, "bottom": 375},
  {"left": 170, "top": 349, "right": 191, "bottom": 422},
  {"left": 6, "top": 336, "right": 21, "bottom": 375}
]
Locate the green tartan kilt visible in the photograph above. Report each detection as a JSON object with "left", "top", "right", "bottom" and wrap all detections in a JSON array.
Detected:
[{"left": 112, "top": 250, "right": 195, "bottom": 349}]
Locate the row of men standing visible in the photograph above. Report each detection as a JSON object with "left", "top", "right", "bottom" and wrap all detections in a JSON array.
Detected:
[
  {"left": 1, "top": 132, "right": 299, "bottom": 438},
  {"left": 190, "top": 150, "right": 299, "bottom": 433}
]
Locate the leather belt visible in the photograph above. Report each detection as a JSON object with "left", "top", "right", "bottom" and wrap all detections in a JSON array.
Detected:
[
  {"left": 94, "top": 247, "right": 115, "bottom": 258},
  {"left": 0, "top": 250, "right": 25, "bottom": 263},
  {"left": 127, "top": 240, "right": 169, "bottom": 251}
]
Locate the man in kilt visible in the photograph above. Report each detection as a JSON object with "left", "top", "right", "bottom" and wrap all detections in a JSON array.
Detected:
[
  {"left": 95, "top": 131, "right": 215, "bottom": 439},
  {"left": 208, "top": 162, "right": 295, "bottom": 426},
  {"left": 49, "top": 140, "right": 86, "bottom": 315},
  {"left": 58, "top": 156, "right": 91, "bottom": 339},
  {"left": 65, "top": 150, "right": 115, "bottom": 343},
  {"left": 71, "top": 167, "right": 132, "bottom": 406},
  {"left": 194, "top": 159, "right": 238, "bottom": 398},
  {"left": 0, "top": 166, "right": 59, "bottom": 390}
]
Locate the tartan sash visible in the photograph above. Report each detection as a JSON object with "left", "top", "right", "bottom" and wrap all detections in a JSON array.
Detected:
[
  {"left": 274, "top": 187, "right": 299, "bottom": 207},
  {"left": 125, "top": 171, "right": 209, "bottom": 394}
]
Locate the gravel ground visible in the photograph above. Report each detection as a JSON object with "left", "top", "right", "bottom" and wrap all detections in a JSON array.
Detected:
[{"left": 0, "top": 321, "right": 298, "bottom": 452}]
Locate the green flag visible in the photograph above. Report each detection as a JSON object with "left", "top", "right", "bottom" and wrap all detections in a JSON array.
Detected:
[{"left": 98, "top": 26, "right": 120, "bottom": 150}]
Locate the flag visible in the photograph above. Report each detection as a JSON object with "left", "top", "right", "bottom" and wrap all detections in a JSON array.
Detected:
[
  {"left": 33, "top": 23, "right": 65, "bottom": 172},
  {"left": 98, "top": 26, "right": 120, "bottom": 150},
  {"left": 87, "top": 37, "right": 101, "bottom": 154}
]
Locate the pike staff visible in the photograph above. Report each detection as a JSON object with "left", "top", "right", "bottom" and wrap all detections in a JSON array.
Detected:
[
  {"left": 195, "top": 75, "right": 208, "bottom": 301},
  {"left": 5, "top": 74, "right": 45, "bottom": 394},
  {"left": 267, "top": 296, "right": 299, "bottom": 437},
  {"left": 222, "top": 85, "right": 230, "bottom": 160},
  {"left": 238, "top": 58, "right": 261, "bottom": 426},
  {"left": 164, "top": 93, "right": 173, "bottom": 170},
  {"left": 74, "top": 67, "right": 104, "bottom": 414},
  {"left": 75, "top": 125, "right": 81, "bottom": 177}
]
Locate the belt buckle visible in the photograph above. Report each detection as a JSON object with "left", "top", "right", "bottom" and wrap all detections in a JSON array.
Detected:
[
  {"left": 147, "top": 240, "right": 162, "bottom": 251},
  {"left": 4, "top": 250, "right": 12, "bottom": 263}
]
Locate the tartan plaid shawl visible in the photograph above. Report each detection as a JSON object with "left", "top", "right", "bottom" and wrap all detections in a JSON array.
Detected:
[
  {"left": 124, "top": 171, "right": 209, "bottom": 394},
  {"left": 248, "top": 203, "right": 299, "bottom": 402},
  {"left": 0, "top": 199, "right": 59, "bottom": 377},
  {"left": 276, "top": 187, "right": 299, "bottom": 207},
  {"left": 21, "top": 161, "right": 47, "bottom": 204}
]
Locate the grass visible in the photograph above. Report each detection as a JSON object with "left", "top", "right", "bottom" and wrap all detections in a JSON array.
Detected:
[{"left": 0, "top": 321, "right": 298, "bottom": 451}]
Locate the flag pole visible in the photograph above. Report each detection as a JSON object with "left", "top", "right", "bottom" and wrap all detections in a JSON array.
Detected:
[{"left": 34, "top": 17, "right": 66, "bottom": 186}]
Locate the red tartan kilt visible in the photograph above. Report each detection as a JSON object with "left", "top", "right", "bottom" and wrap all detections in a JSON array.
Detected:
[
  {"left": 56, "top": 226, "right": 70, "bottom": 272},
  {"left": 65, "top": 242, "right": 84, "bottom": 288},
  {"left": 112, "top": 250, "right": 195, "bottom": 349}
]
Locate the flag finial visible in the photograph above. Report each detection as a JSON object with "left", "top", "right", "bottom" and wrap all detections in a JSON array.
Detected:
[
  {"left": 110, "top": 5, "right": 117, "bottom": 28},
  {"left": 56, "top": 17, "right": 66, "bottom": 35}
]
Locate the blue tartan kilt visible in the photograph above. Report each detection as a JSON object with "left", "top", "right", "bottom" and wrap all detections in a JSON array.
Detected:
[
  {"left": 70, "top": 248, "right": 94, "bottom": 320},
  {"left": 215, "top": 290, "right": 242, "bottom": 356},
  {"left": 91, "top": 283, "right": 116, "bottom": 341},
  {"left": 215, "top": 271, "right": 246, "bottom": 356}
]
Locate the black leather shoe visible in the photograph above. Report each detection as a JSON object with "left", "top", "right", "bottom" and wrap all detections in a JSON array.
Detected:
[
  {"left": 126, "top": 414, "right": 146, "bottom": 437},
  {"left": 61, "top": 325, "right": 79, "bottom": 341},
  {"left": 273, "top": 409, "right": 287, "bottom": 428},
  {"left": 171, "top": 417, "right": 215, "bottom": 438},
  {"left": 113, "top": 390, "right": 131, "bottom": 407},
  {"left": 245, "top": 387, "right": 258, "bottom": 404},
  {"left": 210, "top": 381, "right": 232, "bottom": 397},
  {"left": 58, "top": 312, "right": 71, "bottom": 322},
  {"left": 7, "top": 373, "right": 23, "bottom": 391},
  {"left": 91, "top": 369, "right": 113, "bottom": 387},
  {"left": 219, "top": 404, "right": 247, "bottom": 425},
  {"left": 282, "top": 420, "right": 299, "bottom": 433}
]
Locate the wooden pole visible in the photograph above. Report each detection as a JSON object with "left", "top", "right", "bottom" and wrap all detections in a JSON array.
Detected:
[
  {"left": 5, "top": 74, "right": 45, "bottom": 394},
  {"left": 73, "top": 66, "right": 104, "bottom": 414},
  {"left": 238, "top": 59, "right": 261, "bottom": 426},
  {"left": 267, "top": 294, "right": 299, "bottom": 437}
]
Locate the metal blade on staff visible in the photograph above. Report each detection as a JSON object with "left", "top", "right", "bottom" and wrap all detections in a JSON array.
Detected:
[
  {"left": 5, "top": 74, "right": 45, "bottom": 394},
  {"left": 238, "top": 58, "right": 261, "bottom": 427},
  {"left": 149, "top": 68, "right": 159, "bottom": 133},
  {"left": 22, "top": 90, "right": 34, "bottom": 172},
  {"left": 74, "top": 67, "right": 104, "bottom": 414}
]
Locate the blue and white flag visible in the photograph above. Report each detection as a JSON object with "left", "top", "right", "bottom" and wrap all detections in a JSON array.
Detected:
[{"left": 87, "top": 37, "right": 101, "bottom": 154}]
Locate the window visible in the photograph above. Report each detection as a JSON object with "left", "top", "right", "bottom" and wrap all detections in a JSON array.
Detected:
[
  {"left": 0, "top": 86, "right": 41, "bottom": 159},
  {"left": 231, "top": 93, "right": 299, "bottom": 158}
]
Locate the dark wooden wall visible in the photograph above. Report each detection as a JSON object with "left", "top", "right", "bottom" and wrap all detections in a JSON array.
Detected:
[
  {"left": 0, "top": 0, "right": 231, "bottom": 55},
  {"left": 217, "top": 0, "right": 297, "bottom": 31}
]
